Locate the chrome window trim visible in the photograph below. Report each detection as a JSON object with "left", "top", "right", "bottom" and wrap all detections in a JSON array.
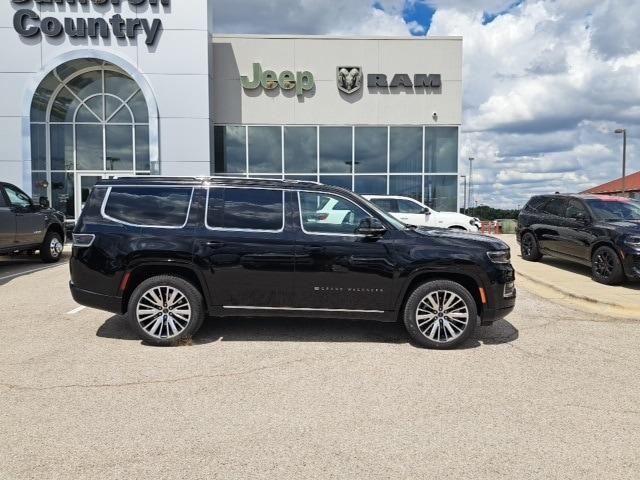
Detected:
[
  {"left": 100, "top": 186, "right": 194, "bottom": 229},
  {"left": 297, "top": 189, "right": 368, "bottom": 238},
  {"left": 222, "top": 306, "right": 385, "bottom": 314},
  {"left": 205, "top": 186, "right": 286, "bottom": 233}
]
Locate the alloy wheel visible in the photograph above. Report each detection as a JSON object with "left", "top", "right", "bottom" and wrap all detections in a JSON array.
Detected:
[
  {"left": 594, "top": 251, "right": 614, "bottom": 278},
  {"left": 415, "top": 290, "right": 469, "bottom": 343},
  {"left": 50, "top": 238, "right": 63, "bottom": 258},
  {"left": 136, "top": 286, "right": 192, "bottom": 339}
]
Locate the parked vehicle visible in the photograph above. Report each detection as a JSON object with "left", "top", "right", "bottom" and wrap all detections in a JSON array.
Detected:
[
  {"left": 70, "top": 177, "right": 516, "bottom": 348},
  {"left": 363, "top": 195, "right": 481, "bottom": 232},
  {"left": 0, "top": 181, "right": 66, "bottom": 263},
  {"left": 517, "top": 194, "right": 640, "bottom": 284}
]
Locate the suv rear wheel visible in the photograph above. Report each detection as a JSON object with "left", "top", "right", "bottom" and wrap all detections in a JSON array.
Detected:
[
  {"left": 40, "top": 231, "right": 63, "bottom": 263},
  {"left": 592, "top": 246, "right": 625, "bottom": 285},
  {"left": 520, "top": 232, "right": 542, "bottom": 261},
  {"left": 403, "top": 280, "right": 477, "bottom": 349},
  {"left": 127, "top": 275, "right": 205, "bottom": 346}
]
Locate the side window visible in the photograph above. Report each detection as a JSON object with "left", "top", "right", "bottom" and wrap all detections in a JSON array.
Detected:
[
  {"left": 396, "top": 199, "right": 425, "bottom": 214},
  {"left": 299, "top": 191, "right": 370, "bottom": 235},
  {"left": 370, "top": 198, "right": 396, "bottom": 212},
  {"left": 103, "top": 187, "right": 193, "bottom": 227},
  {"left": 0, "top": 188, "right": 7, "bottom": 208},
  {"left": 565, "top": 199, "right": 588, "bottom": 220},
  {"left": 207, "top": 188, "right": 284, "bottom": 231},
  {"left": 4, "top": 185, "right": 32, "bottom": 208},
  {"left": 543, "top": 198, "right": 567, "bottom": 217}
]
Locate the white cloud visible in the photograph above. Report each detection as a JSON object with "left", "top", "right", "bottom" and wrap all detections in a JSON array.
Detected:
[
  {"left": 211, "top": 0, "right": 640, "bottom": 208},
  {"left": 430, "top": 0, "right": 640, "bottom": 208}
]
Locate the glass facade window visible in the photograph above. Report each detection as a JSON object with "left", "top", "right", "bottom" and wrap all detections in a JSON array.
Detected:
[
  {"left": 390, "top": 127, "right": 422, "bottom": 173},
  {"left": 284, "top": 126, "right": 317, "bottom": 173},
  {"left": 390, "top": 175, "right": 422, "bottom": 202},
  {"left": 425, "top": 127, "right": 458, "bottom": 173},
  {"left": 211, "top": 125, "right": 459, "bottom": 212},
  {"left": 214, "top": 126, "right": 246, "bottom": 174},
  {"left": 354, "top": 127, "right": 387, "bottom": 173},
  {"left": 320, "top": 175, "right": 352, "bottom": 190},
  {"left": 355, "top": 175, "right": 387, "bottom": 195},
  {"left": 425, "top": 175, "right": 457, "bottom": 212},
  {"left": 320, "top": 127, "right": 352, "bottom": 173},
  {"left": 248, "top": 126, "right": 282, "bottom": 173},
  {"left": 30, "top": 59, "right": 150, "bottom": 220}
]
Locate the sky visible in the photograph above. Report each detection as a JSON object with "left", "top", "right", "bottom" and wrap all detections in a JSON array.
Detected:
[{"left": 212, "top": 0, "right": 640, "bottom": 208}]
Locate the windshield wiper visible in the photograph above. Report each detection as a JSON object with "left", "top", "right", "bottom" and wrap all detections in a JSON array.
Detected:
[{"left": 404, "top": 224, "right": 418, "bottom": 230}]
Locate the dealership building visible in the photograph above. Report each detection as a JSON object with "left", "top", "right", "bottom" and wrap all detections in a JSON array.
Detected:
[{"left": 0, "top": 0, "right": 462, "bottom": 220}]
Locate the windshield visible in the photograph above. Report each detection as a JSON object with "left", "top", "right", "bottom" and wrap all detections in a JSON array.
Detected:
[
  {"left": 358, "top": 196, "right": 407, "bottom": 230},
  {"left": 585, "top": 198, "right": 640, "bottom": 221}
]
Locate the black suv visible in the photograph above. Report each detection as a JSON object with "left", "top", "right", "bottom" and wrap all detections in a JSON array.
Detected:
[
  {"left": 517, "top": 194, "right": 640, "bottom": 284},
  {"left": 0, "top": 181, "right": 66, "bottom": 263},
  {"left": 70, "top": 177, "right": 516, "bottom": 348}
]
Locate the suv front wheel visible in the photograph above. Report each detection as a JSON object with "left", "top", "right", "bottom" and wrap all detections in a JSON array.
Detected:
[
  {"left": 403, "top": 280, "right": 477, "bottom": 349},
  {"left": 591, "top": 246, "right": 625, "bottom": 285},
  {"left": 127, "top": 275, "right": 205, "bottom": 346}
]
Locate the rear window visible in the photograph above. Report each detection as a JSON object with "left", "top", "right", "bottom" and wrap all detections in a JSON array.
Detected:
[
  {"left": 207, "top": 188, "right": 284, "bottom": 231},
  {"left": 524, "top": 196, "right": 548, "bottom": 212},
  {"left": 103, "top": 187, "right": 193, "bottom": 227}
]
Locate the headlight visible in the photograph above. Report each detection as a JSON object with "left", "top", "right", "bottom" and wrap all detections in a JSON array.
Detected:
[
  {"left": 487, "top": 250, "right": 511, "bottom": 263},
  {"left": 624, "top": 236, "right": 640, "bottom": 247}
]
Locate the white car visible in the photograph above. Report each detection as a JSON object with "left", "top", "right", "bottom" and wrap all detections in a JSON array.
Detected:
[{"left": 363, "top": 195, "right": 481, "bottom": 232}]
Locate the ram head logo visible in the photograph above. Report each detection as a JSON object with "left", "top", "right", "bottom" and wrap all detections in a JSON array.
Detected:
[{"left": 337, "top": 66, "right": 362, "bottom": 94}]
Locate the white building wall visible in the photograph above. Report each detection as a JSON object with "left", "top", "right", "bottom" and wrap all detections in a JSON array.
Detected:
[
  {"left": 0, "top": 0, "right": 214, "bottom": 191},
  {"left": 211, "top": 35, "right": 462, "bottom": 126}
]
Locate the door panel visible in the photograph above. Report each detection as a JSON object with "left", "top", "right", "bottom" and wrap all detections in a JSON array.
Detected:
[
  {"left": 0, "top": 188, "right": 16, "bottom": 247},
  {"left": 559, "top": 200, "right": 594, "bottom": 260},
  {"left": 536, "top": 198, "right": 567, "bottom": 253},
  {"left": 194, "top": 188, "right": 297, "bottom": 308},
  {"left": 294, "top": 191, "right": 398, "bottom": 311},
  {"left": 4, "top": 184, "right": 43, "bottom": 245}
]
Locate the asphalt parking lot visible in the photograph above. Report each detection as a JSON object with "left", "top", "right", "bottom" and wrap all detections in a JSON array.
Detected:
[{"left": 1, "top": 253, "right": 640, "bottom": 479}]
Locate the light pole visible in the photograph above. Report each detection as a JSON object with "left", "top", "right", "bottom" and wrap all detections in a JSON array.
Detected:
[
  {"left": 614, "top": 128, "right": 627, "bottom": 196},
  {"left": 460, "top": 175, "right": 467, "bottom": 213},
  {"left": 468, "top": 157, "right": 475, "bottom": 215}
]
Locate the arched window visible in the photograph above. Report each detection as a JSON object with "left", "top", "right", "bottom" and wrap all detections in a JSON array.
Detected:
[{"left": 30, "top": 58, "right": 150, "bottom": 218}]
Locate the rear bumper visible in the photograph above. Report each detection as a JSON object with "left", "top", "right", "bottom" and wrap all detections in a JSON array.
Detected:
[{"left": 69, "top": 282, "right": 124, "bottom": 315}]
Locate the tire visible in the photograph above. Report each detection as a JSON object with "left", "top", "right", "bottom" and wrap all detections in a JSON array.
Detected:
[
  {"left": 403, "top": 280, "right": 477, "bottom": 349},
  {"left": 40, "top": 231, "right": 64, "bottom": 263},
  {"left": 127, "top": 275, "right": 205, "bottom": 346},
  {"left": 520, "top": 232, "right": 542, "bottom": 261},
  {"left": 591, "top": 246, "right": 625, "bottom": 285}
]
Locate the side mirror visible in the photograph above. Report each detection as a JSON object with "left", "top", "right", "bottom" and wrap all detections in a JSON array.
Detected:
[
  {"left": 356, "top": 217, "right": 387, "bottom": 237},
  {"left": 422, "top": 208, "right": 431, "bottom": 215},
  {"left": 39, "top": 196, "right": 50, "bottom": 209}
]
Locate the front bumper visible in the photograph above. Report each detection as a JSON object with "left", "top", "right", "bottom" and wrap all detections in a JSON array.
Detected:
[
  {"left": 480, "top": 274, "right": 516, "bottom": 326},
  {"left": 69, "top": 282, "right": 124, "bottom": 315}
]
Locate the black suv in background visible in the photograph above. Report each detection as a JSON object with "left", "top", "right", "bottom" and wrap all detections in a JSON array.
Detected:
[
  {"left": 70, "top": 177, "right": 516, "bottom": 348},
  {"left": 0, "top": 181, "right": 66, "bottom": 263},
  {"left": 517, "top": 194, "right": 640, "bottom": 284}
]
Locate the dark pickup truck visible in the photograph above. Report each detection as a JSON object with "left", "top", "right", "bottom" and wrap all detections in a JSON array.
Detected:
[{"left": 0, "top": 181, "right": 66, "bottom": 263}]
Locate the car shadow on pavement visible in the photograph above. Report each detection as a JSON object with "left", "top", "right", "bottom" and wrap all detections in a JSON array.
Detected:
[
  {"left": 527, "top": 255, "right": 640, "bottom": 290},
  {"left": 96, "top": 315, "right": 519, "bottom": 349},
  {"left": 0, "top": 252, "right": 69, "bottom": 286}
]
